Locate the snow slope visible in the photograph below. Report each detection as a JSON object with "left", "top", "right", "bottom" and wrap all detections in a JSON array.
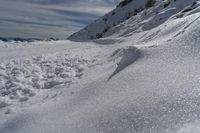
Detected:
[
  {"left": 1, "top": 0, "right": 200, "bottom": 133},
  {"left": 68, "top": 0, "right": 198, "bottom": 41},
  {"left": 68, "top": 0, "right": 150, "bottom": 41},
  {"left": 0, "top": 40, "right": 104, "bottom": 117}
]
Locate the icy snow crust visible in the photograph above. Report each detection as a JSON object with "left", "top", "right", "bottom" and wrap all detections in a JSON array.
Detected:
[{"left": 1, "top": 0, "right": 200, "bottom": 133}]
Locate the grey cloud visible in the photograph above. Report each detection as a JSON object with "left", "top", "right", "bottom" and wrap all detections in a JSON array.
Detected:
[{"left": 0, "top": 0, "right": 120, "bottom": 39}]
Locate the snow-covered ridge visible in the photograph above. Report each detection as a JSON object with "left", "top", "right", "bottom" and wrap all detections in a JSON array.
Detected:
[
  {"left": 68, "top": 0, "right": 149, "bottom": 41},
  {"left": 68, "top": 0, "right": 199, "bottom": 41},
  {"left": 106, "top": 0, "right": 200, "bottom": 38},
  {"left": 0, "top": 36, "right": 60, "bottom": 43}
]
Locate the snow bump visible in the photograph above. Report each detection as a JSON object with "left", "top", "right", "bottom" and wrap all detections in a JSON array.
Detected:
[{"left": 109, "top": 46, "right": 141, "bottom": 80}]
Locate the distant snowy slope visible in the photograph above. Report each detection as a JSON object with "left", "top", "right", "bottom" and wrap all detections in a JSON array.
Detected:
[
  {"left": 68, "top": 0, "right": 198, "bottom": 41},
  {"left": 105, "top": 0, "right": 200, "bottom": 38},
  {"left": 68, "top": 0, "right": 149, "bottom": 41}
]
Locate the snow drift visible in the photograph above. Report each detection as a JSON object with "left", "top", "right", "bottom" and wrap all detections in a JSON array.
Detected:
[{"left": 109, "top": 46, "right": 141, "bottom": 80}]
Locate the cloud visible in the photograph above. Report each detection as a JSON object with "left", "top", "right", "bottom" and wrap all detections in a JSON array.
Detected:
[{"left": 0, "top": 0, "right": 120, "bottom": 39}]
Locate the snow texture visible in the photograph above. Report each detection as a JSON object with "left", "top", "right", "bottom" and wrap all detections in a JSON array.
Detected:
[
  {"left": 0, "top": 55, "right": 88, "bottom": 104},
  {"left": 108, "top": 46, "right": 141, "bottom": 80},
  {"left": 1, "top": 0, "right": 200, "bottom": 133}
]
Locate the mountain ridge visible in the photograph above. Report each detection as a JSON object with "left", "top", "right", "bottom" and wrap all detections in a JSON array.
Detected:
[{"left": 68, "top": 0, "right": 199, "bottom": 41}]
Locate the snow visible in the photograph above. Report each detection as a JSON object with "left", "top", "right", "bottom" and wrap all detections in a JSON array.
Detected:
[
  {"left": 68, "top": 0, "right": 198, "bottom": 41},
  {"left": 0, "top": 54, "right": 88, "bottom": 103},
  {"left": 68, "top": 0, "right": 150, "bottom": 41},
  {"left": 108, "top": 46, "right": 141, "bottom": 80},
  {"left": 177, "top": 121, "right": 200, "bottom": 133},
  {"left": 1, "top": 0, "right": 200, "bottom": 133}
]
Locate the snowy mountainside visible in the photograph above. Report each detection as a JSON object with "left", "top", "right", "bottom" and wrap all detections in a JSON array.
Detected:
[
  {"left": 68, "top": 0, "right": 199, "bottom": 41},
  {"left": 68, "top": 0, "right": 149, "bottom": 41},
  {"left": 105, "top": 0, "right": 200, "bottom": 38}
]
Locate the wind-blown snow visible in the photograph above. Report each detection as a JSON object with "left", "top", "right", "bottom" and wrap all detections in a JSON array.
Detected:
[{"left": 108, "top": 46, "right": 141, "bottom": 80}]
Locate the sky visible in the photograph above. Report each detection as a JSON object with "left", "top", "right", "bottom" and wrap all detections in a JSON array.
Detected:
[{"left": 0, "top": 0, "right": 121, "bottom": 39}]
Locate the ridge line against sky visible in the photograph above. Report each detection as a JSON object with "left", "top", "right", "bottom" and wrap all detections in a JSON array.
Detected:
[{"left": 0, "top": 0, "right": 121, "bottom": 39}]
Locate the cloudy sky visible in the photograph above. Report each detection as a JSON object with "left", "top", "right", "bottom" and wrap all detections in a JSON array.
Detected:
[{"left": 0, "top": 0, "right": 120, "bottom": 39}]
